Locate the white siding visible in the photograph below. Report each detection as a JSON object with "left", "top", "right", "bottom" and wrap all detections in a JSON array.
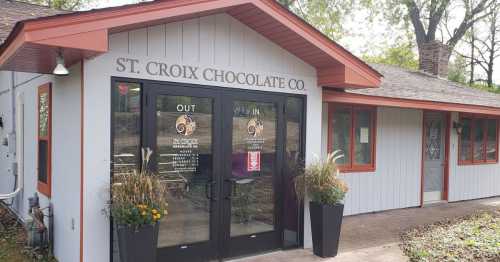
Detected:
[
  {"left": 108, "top": 14, "right": 316, "bottom": 79},
  {"left": 51, "top": 64, "right": 82, "bottom": 262},
  {"left": 322, "top": 105, "right": 423, "bottom": 216},
  {"left": 449, "top": 112, "right": 500, "bottom": 201},
  {"left": 0, "top": 66, "right": 81, "bottom": 262},
  {"left": 84, "top": 13, "right": 321, "bottom": 261}
]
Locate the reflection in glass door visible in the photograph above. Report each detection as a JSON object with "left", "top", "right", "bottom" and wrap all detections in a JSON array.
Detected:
[
  {"left": 112, "top": 79, "right": 305, "bottom": 262},
  {"left": 155, "top": 95, "right": 213, "bottom": 247},
  {"left": 230, "top": 101, "right": 277, "bottom": 237},
  {"left": 222, "top": 95, "right": 284, "bottom": 259},
  {"left": 147, "top": 86, "right": 222, "bottom": 262}
]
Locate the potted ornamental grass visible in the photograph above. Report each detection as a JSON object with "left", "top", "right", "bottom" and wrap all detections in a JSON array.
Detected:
[
  {"left": 295, "top": 150, "right": 348, "bottom": 258},
  {"left": 108, "top": 148, "right": 168, "bottom": 262}
]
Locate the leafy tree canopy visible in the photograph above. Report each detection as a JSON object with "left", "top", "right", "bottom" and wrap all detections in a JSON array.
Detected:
[
  {"left": 22, "top": 0, "right": 93, "bottom": 10},
  {"left": 277, "top": 0, "right": 375, "bottom": 40},
  {"left": 362, "top": 40, "right": 419, "bottom": 70}
]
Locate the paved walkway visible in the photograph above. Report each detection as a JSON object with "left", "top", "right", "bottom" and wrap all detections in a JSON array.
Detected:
[{"left": 231, "top": 197, "right": 500, "bottom": 262}]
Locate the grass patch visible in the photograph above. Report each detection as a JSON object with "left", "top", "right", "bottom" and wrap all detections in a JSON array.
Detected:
[
  {"left": 0, "top": 205, "right": 56, "bottom": 262},
  {"left": 401, "top": 209, "right": 500, "bottom": 262}
]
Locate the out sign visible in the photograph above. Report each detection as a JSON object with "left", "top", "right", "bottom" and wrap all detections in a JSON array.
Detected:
[{"left": 247, "top": 151, "right": 261, "bottom": 172}]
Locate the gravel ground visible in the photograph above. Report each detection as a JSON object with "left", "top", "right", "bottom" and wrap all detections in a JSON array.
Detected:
[
  {"left": 401, "top": 209, "right": 500, "bottom": 262},
  {"left": 0, "top": 205, "right": 55, "bottom": 262}
]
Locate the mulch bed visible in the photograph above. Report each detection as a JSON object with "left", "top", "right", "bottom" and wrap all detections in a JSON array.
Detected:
[
  {"left": 401, "top": 209, "right": 500, "bottom": 262},
  {"left": 0, "top": 205, "right": 55, "bottom": 262}
]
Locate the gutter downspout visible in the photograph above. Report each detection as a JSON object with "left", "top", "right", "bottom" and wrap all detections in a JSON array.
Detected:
[{"left": 0, "top": 72, "right": 23, "bottom": 201}]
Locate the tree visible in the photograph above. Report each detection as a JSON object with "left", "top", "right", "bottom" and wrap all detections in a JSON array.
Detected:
[
  {"left": 363, "top": 39, "right": 419, "bottom": 70},
  {"left": 448, "top": 55, "right": 468, "bottom": 84},
  {"left": 22, "top": 0, "right": 93, "bottom": 10},
  {"left": 277, "top": 0, "right": 370, "bottom": 40},
  {"left": 456, "top": 4, "right": 499, "bottom": 87},
  {"left": 381, "top": 0, "right": 498, "bottom": 70},
  {"left": 475, "top": 5, "right": 499, "bottom": 87}
]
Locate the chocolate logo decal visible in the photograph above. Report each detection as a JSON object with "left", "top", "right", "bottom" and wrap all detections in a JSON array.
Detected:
[
  {"left": 176, "top": 114, "right": 196, "bottom": 136},
  {"left": 247, "top": 118, "right": 263, "bottom": 137}
]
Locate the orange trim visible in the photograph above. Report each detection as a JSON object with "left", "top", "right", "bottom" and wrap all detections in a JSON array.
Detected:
[
  {"left": 323, "top": 90, "right": 500, "bottom": 116},
  {"left": 0, "top": 0, "right": 381, "bottom": 88},
  {"left": 444, "top": 112, "right": 451, "bottom": 201},
  {"left": 37, "top": 83, "right": 52, "bottom": 198},
  {"left": 419, "top": 111, "right": 425, "bottom": 207},
  {"left": 252, "top": 0, "right": 381, "bottom": 87},
  {"left": 33, "top": 29, "right": 108, "bottom": 52},
  {"left": 457, "top": 114, "right": 499, "bottom": 165},
  {"left": 327, "top": 103, "right": 376, "bottom": 173},
  {"left": 79, "top": 60, "right": 85, "bottom": 262}
]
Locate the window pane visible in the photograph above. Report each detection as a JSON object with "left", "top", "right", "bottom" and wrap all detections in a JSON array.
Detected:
[
  {"left": 284, "top": 97, "right": 303, "bottom": 248},
  {"left": 38, "top": 140, "right": 48, "bottom": 183},
  {"left": 486, "top": 119, "right": 497, "bottom": 160},
  {"left": 332, "top": 108, "right": 351, "bottom": 165},
  {"left": 39, "top": 92, "right": 49, "bottom": 137},
  {"left": 354, "top": 109, "right": 373, "bottom": 165},
  {"left": 460, "top": 118, "right": 472, "bottom": 161},
  {"left": 112, "top": 82, "right": 141, "bottom": 174},
  {"left": 473, "top": 119, "right": 485, "bottom": 161},
  {"left": 156, "top": 95, "right": 213, "bottom": 247}
]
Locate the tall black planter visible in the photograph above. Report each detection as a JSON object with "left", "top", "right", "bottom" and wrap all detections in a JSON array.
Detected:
[
  {"left": 309, "top": 202, "right": 344, "bottom": 258},
  {"left": 117, "top": 223, "right": 159, "bottom": 262}
]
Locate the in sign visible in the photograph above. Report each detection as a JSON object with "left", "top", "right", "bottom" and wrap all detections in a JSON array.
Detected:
[{"left": 247, "top": 151, "right": 261, "bottom": 172}]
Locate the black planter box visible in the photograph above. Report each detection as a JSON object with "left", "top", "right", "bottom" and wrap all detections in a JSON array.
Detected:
[
  {"left": 309, "top": 202, "right": 344, "bottom": 258},
  {"left": 117, "top": 223, "right": 159, "bottom": 262}
]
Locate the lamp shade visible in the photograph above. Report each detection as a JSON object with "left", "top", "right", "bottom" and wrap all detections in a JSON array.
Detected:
[{"left": 53, "top": 54, "right": 69, "bottom": 76}]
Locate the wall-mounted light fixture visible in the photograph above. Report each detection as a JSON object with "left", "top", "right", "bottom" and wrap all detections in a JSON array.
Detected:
[
  {"left": 53, "top": 50, "right": 69, "bottom": 76},
  {"left": 453, "top": 121, "right": 464, "bottom": 135}
]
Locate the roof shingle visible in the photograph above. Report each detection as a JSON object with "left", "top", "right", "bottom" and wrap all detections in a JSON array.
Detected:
[
  {"left": 0, "top": 0, "right": 67, "bottom": 44},
  {"left": 349, "top": 63, "right": 500, "bottom": 109}
]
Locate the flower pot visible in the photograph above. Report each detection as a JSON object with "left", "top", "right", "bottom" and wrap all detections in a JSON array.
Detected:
[
  {"left": 117, "top": 223, "right": 159, "bottom": 262},
  {"left": 309, "top": 201, "right": 344, "bottom": 258}
]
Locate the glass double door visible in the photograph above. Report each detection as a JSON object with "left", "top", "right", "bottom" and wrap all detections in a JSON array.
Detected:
[{"left": 144, "top": 83, "right": 285, "bottom": 261}]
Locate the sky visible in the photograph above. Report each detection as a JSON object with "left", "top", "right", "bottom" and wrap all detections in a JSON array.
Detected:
[{"left": 91, "top": 0, "right": 499, "bottom": 84}]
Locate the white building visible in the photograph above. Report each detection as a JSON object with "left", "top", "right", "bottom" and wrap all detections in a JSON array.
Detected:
[{"left": 0, "top": 0, "right": 498, "bottom": 262}]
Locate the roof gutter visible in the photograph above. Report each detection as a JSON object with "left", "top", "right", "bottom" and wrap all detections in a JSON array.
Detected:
[{"left": 324, "top": 89, "right": 500, "bottom": 116}]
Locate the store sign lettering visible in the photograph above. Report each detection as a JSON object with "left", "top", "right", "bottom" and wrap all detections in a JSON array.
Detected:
[
  {"left": 116, "top": 57, "right": 306, "bottom": 91},
  {"left": 177, "top": 104, "right": 195, "bottom": 112}
]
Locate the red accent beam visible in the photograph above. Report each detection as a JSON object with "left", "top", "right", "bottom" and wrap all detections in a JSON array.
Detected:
[{"left": 323, "top": 90, "right": 500, "bottom": 116}]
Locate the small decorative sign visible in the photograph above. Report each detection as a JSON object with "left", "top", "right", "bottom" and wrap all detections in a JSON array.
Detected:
[
  {"left": 118, "top": 83, "right": 129, "bottom": 95},
  {"left": 247, "top": 151, "right": 261, "bottom": 172}
]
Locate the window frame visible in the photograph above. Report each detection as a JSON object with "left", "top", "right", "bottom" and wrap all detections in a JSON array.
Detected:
[
  {"left": 328, "top": 103, "right": 377, "bottom": 173},
  {"left": 458, "top": 113, "right": 499, "bottom": 165},
  {"left": 37, "top": 83, "right": 52, "bottom": 197}
]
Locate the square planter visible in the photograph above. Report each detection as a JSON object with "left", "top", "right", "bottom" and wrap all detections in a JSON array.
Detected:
[
  {"left": 117, "top": 223, "right": 159, "bottom": 262},
  {"left": 309, "top": 202, "right": 344, "bottom": 258}
]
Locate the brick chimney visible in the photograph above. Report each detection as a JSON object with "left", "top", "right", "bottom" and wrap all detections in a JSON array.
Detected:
[{"left": 419, "top": 40, "right": 451, "bottom": 78}]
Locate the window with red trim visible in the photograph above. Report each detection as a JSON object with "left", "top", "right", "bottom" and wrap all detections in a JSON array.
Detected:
[
  {"left": 37, "top": 83, "right": 52, "bottom": 197},
  {"left": 328, "top": 104, "right": 376, "bottom": 172},
  {"left": 458, "top": 115, "right": 498, "bottom": 165}
]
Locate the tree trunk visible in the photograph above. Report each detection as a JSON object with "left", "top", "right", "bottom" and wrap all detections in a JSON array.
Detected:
[{"left": 470, "top": 24, "right": 475, "bottom": 85}]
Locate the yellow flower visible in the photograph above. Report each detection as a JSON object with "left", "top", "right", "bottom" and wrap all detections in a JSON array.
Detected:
[
  {"left": 152, "top": 209, "right": 158, "bottom": 215},
  {"left": 141, "top": 211, "right": 146, "bottom": 216}
]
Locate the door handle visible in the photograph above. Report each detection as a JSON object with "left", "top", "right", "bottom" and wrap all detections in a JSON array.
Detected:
[
  {"left": 204, "top": 181, "right": 218, "bottom": 201},
  {"left": 224, "top": 179, "right": 237, "bottom": 200}
]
